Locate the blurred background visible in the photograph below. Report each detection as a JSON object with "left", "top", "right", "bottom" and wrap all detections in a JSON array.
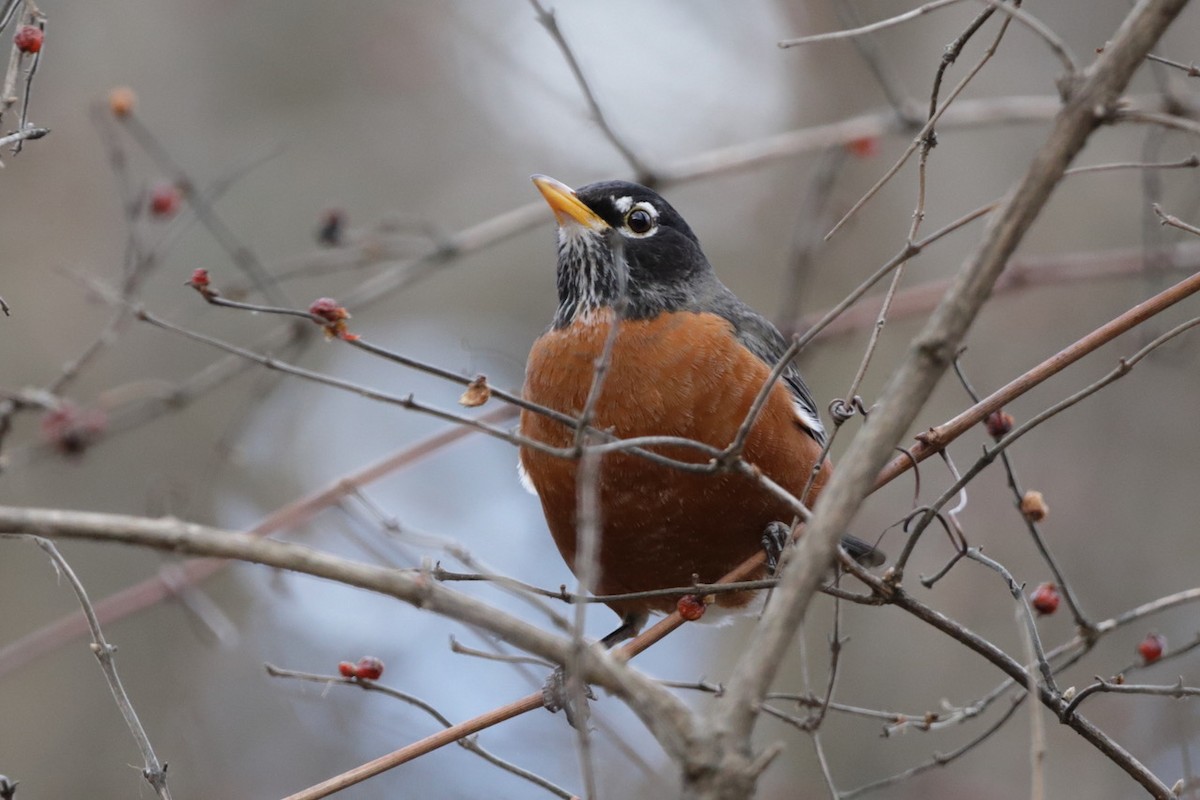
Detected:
[{"left": 2, "top": 1, "right": 1200, "bottom": 797}]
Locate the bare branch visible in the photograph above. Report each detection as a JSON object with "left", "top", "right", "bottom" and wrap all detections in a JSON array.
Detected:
[
  {"left": 779, "top": 0, "right": 968, "bottom": 48},
  {"left": 710, "top": 3, "right": 1189, "bottom": 797},
  {"left": 265, "top": 664, "right": 574, "bottom": 799},
  {"left": 13, "top": 537, "right": 173, "bottom": 799}
]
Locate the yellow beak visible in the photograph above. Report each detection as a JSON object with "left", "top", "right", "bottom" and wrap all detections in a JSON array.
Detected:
[{"left": 531, "top": 175, "right": 608, "bottom": 231}]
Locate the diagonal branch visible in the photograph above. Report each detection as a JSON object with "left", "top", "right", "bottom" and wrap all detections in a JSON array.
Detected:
[
  {"left": 0, "top": 505, "right": 698, "bottom": 785},
  {"left": 704, "top": 0, "right": 1190, "bottom": 796}
]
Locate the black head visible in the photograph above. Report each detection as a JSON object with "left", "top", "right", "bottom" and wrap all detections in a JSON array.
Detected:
[{"left": 532, "top": 176, "right": 721, "bottom": 327}]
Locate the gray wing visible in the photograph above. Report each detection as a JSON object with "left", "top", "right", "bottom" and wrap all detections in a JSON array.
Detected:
[{"left": 707, "top": 290, "right": 827, "bottom": 446}]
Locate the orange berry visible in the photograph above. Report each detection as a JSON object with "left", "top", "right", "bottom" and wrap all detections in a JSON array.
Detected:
[{"left": 108, "top": 86, "right": 137, "bottom": 117}]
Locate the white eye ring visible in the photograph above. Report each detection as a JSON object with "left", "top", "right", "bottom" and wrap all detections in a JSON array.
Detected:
[{"left": 622, "top": 202, "right": 658, "bottom": 237}]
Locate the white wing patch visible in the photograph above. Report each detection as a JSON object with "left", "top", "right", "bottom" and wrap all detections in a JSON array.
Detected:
[{"left": 792, "top": 398, "right": 825, "bottom": 441}]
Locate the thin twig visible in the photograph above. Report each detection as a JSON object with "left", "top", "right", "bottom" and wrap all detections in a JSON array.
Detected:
[
  {"left": 1146, "top": 52, "right": 1200, "bottom": 76},
  {"left": 0, "top": 408, "right": 519, "bottom": 680},
  {"left": 779, "top": 0, "right": 968, "bottom": 47},
  {"left": 18, "top": 537, "right": 173, "bottom": 799},
  {"left": 975, "top": 0, "right": 1078, "bottom": 74},
  {"left": 264, "top": 663, "right": 574, "bottom": 799},
  {"left": 528, "top": 0, "right": 654, "bottom": 182},
  {"left": 824, "top": 14, "right": 1015, "bottom": 241},
  {"left": 874, "top": 265, "right": 1200, "bottom": 489},
  {"left": 841, "top": 694, "right": 1025, "bottom": 798},
  {"left": 950, "top": 358, "right": 1093, "bottom": 633},
  {"left": 0, "top": 124, "right": 45, "bottom": 148},
  {"left": 1062, "top": 676, "right": 1200, "bottom": 720}
]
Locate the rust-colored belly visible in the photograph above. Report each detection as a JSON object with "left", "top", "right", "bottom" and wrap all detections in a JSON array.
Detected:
[{"left": 519, "top": 311, "right": 828, "bottom": 618}]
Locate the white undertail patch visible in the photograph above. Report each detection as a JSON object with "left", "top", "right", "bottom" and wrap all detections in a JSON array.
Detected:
[{"left": 517, "top": 458, "right": 538, "bottom": 495}]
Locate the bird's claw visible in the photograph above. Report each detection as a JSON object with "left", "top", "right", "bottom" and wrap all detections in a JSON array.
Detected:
[
  {"left": 762, "top": 521, "right": 792, "bottom": 575},
  {"left": 542, "top": 667, "right": 596, "bottom": 728}
]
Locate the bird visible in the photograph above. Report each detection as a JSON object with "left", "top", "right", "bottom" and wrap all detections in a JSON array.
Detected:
[{"left": 518, "top": 175, "right": 880, "bottom": 648}]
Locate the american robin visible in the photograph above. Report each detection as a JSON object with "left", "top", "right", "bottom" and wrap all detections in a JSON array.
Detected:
[{"left": 519, "top": 176, "right": 880, "bottom": 647}]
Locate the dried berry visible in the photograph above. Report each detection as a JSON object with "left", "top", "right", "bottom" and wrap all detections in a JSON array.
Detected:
[
  {"left": 1029, "top": 582, "right": 1060, "bottom": 616},
  {"left": 1019, "top": 490, "right": 1048, "bottom": 523},
  {"left": 108, "top": 86, "right": 136, "bottom": 117},
  {"left": 1137, "top": 633, "right": 1166, "bottom": 665},
  {"left": 354, "top": 656, "right": 384, "bottom": 681},
  {"left": 676, "top": 594, "right": 706, "bottom": 622},
  {"left": 14, "top": 25, "right": 43, "bottom": 54},
  {"left": 459, "top": 375, "right": 491, "bottom": 408},
  {"left": 985, "top": 409, "right": 1015, "bottom": 439},
  {"left": 149, "top": 183, "right": 181, "bottom": 218}
]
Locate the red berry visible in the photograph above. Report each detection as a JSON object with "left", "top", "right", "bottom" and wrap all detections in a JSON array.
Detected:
[
  {"left": 985, "top": 409, "right": 1015, "bottom": 439},
  {"left": 337, "top": 661, "right": 356, "bottom": 678},
  {"left": 1137, "top": 633, "right": 1166, "bottom": 665},
  {"left": 676, "top": 595, "right": 707, "bottom": 622},
  {"left": 354, "top": 656, "right": 384, "bottom": 680},
  {"left": 845, "top": 136, "right": 880, "bottom": 159},
  {"left": 149, "top": 183, "right": 181, "bottom": 218},
  {"left": 1029, "top": 582, "right": 1060, "bottom": 616},
  {"left": 13, "top": 26, "right": 43, "bottom": 54}
]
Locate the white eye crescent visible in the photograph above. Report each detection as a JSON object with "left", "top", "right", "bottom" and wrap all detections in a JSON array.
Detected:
[{"left": 621, "top": 201, "right": 658, "bottom": 237}]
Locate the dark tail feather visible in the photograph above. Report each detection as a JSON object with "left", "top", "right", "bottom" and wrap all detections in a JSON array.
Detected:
[{"left": 840, "top": 535, "right": 885, "bottom": 568}]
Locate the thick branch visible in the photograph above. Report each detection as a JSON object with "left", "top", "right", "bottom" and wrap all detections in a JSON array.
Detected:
[
  {"left": 0, "top": 505, "right": 698, "bottom": 766},
  {"left": 702, "top": 1, "right": 1189, "bottom": 796}
]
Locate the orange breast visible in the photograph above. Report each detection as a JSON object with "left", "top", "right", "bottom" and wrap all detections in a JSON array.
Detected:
[{"left": 519, "top": 310, "right": 829, "bottom": 618}]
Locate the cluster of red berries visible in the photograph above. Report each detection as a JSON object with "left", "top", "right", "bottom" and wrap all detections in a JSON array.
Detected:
[{"left": 337, "top": 656, "right": 384, "bottom": 681}]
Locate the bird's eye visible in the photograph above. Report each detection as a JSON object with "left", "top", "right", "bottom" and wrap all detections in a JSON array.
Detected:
[{"left": 626, "top": 208, "right": 654, "bottom": 234}]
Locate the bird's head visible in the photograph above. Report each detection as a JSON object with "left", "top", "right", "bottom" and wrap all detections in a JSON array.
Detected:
[{"left": 532, "top": 175, "right": 718, "bottom": 327}]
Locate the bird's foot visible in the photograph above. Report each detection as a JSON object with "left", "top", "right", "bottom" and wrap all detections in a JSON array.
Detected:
[
  {"left": 762, "top": 521, "right": 792, "bottom": 574},
  {"left": 542, "top": 666, "right": 596, "bottom": 728}
]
